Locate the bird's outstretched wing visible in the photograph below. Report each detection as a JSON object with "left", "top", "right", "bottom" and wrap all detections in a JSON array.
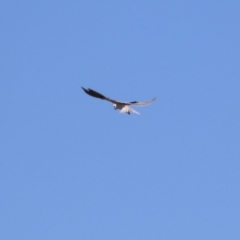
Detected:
[
  {"left": 81, "top": 87, "right": 106, "bottom": 100},
  {"left": 130, "top": 98, "right": 156, "bottom": 107},
  {"left": 81, "top": 87, "right": 129, "bottom": 105},
  {"left": 82, "top": 87, "right": 156, "bottom": 107}
]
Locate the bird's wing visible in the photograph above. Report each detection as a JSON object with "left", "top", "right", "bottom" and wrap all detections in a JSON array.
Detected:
[
  {"left": 81, "top": 87, "right": 128, "bottom": 104},
  {"left": 81, "top": 87, "right": 106, "bottom": 100},
  {"left": 129, "top": 98, "right": 156, "bottom": 107}
]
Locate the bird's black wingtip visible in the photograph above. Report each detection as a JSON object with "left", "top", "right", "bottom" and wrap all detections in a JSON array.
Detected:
[
  {"left": 81, "top": 87, "right": 89, "bottom": 93},
  {"left": 81, "top": 87, "right": 106, "bottom": 100}
]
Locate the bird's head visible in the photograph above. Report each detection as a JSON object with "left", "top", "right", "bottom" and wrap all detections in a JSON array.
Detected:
[{"left": 113, "top": 104, "right": 117, "bottom": 109}]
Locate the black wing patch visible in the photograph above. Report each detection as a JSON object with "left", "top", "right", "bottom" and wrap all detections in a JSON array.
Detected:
[{"left": 81, "top": 87, "right": 106, "bottom": 100}]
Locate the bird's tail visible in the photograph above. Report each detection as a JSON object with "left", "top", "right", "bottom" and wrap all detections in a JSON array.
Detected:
[{"left": 129, "top": 107, "right": 140, "bottom": 114}]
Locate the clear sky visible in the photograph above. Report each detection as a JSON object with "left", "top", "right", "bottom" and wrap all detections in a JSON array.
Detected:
[{"left": 1, "top": 1, "right": 240, "bottom": 239}]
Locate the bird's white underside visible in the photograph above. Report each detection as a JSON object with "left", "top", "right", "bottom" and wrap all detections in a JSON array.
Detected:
[{"left": 114, "top": 104, "right": 140, "bottom": 114}]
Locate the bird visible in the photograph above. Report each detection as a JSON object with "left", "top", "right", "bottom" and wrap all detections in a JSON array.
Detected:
[{"left": 81, "top": 87, "right": 156, "bottom": 115}]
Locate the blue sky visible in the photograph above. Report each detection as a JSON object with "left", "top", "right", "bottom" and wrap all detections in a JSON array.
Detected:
[{"left": 1, "top": 1, "right": 240, "bottom": 239}]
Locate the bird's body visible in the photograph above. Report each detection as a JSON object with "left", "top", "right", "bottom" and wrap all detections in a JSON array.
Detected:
[
  {"left": 119, "top": 105, "right": 140, "bottom": 115},
  {"left": 81, "top": 87, "right": 156, "bottom": 115}
]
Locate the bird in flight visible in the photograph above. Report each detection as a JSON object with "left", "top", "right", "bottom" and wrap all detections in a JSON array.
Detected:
[{"left": 81, "top": 87, "right": 156, "bottom": 115}]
